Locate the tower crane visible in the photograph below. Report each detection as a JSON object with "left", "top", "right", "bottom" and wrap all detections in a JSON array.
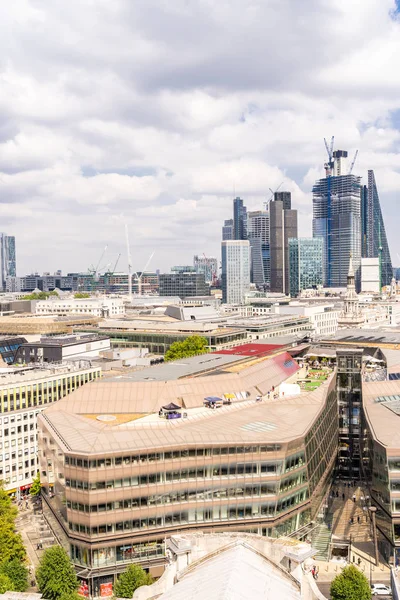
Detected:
[
  {"left": 125, "top": 225, "right": 133, "bottom": 302},
  {"left": 263, "top": 181, "right": 284, "bottom": 210},
  {"left": 135, "top": 252, "right": 155, "bottom": 296},
  {"left": 348, "top": 150, "right": 359, "bottom": 175},
  {"left": 324, "top": 136, "right": 335, "bottom": 176}
]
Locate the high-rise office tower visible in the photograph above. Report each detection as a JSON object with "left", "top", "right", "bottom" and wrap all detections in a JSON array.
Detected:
[
  {"left": 274, "top": 191, "right": 291, "bottom": 210},
  {"left": 288, "top": 238, "right": 323, "bottom": 297},
  {"left": 221, "top": 240, "right": 250, "bottom": 304},
  {"left": 233, "top": 197, "right": 247, "bottom": 240},
  {"left": 361, "top": 170, "right": 392, "bottom": 288},
  {"left": 193, "top": 255, "right": 218, "bottom": 285},
  {"left": 312, "top": 150, "right": 362, "bottom": 289},
  {"left": 0, "top": 234, "right": 16, "bottom": 290},
  {"left": 247, "top": 210, "right": 270, "bottom": 289},
  {"left": 222, "top": 219, "right": 234, "bottom": 241},
  {"left": 269, "top": 194, "right": 298, "bottom": 294}
]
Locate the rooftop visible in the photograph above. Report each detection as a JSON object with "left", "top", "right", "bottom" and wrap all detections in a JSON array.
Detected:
[
  {"left": 320, "top": 328, "right": 400, "bottom": 347},
  {"left": 362, "top": 379, "right": 400, "bottom": 449}
]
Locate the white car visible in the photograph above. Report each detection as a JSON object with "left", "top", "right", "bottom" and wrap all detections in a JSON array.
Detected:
[{"left": 371, "top": 583, "right": 391, "bottom": 596}]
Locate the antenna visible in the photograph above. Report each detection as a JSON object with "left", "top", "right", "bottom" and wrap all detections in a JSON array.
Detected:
[{"left": 125, "top": 224, "right": 133, "bottom": 302}]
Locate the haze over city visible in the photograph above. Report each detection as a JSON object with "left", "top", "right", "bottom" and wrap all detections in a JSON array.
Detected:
[{"left": 1, "top": 0, "right": 400, "bottom": 274}]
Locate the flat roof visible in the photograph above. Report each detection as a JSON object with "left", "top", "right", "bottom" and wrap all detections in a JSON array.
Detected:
[
  {"left": 39, "top": 354, "right": 334, "bottom": 454},
  {"left": 363, "top": 380, "right": 400, "bottom": 449},
  {"left": 320, "top": 329, "right": 400, "bottom": 346},
  {"left": 216, "top": 343, "right": 285, "bottom": 357}
]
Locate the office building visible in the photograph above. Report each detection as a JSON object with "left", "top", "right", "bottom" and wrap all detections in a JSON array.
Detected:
[
  {"left": 270, "top": 194, "right": 298, "bottom": 294},
  {"left": 247, "top": 211, "right": 270, "bottom": 289},
  {"left": 222, "top": 219, "right": 234, "bottom": 241},
  {"left": 361, "top": 257, "right": 380, "bottom": 293},
  {"left": 361, "top": 170, "right": 393, "bottom": 289},
  {"left": 38, "top": 348, "right": 337, "bottom": 593},
  {"left": 0, "top": 361, "right": 101, "bottom": 495},
  {"left": 221, "top": 240, "right": 250, "bottom": 304},
  {"left": 274, "top": 191, "right": 292, "bottom": 210},
  {"left": 193, "top": 255, "right": 218, "bottom": 285},
  {"left": 233, "top": 197, "right": 247, "bottom": 240},
  {"left": 0, "top": 235, "right": 16, "bottom": 291},
  {"left": 13, "top": 333, "right": 111, "bottom": 364},
  {"left": 35, "top": 298, "right": 124, "bottom": 317},
  {"left": 312, "top": 150, "right": 362, "bottom": 289},
  {"left": 272, "top": 303, "right": 339, "bottom": 337},
  {"left": 159, "top": 273, "right": 210, "bottom": 298},
  {"left": 288, "top": 238, "right": 323, "bottom": 298}
]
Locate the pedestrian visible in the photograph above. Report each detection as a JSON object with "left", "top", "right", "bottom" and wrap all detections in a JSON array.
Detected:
[
  {"left": 342, "top": 492, "right": 345, "bottom": 501},
  {"left": 357, "top": 515, "right": 360, "bottom": 524},
  {"left": 352, "top": 494, "right": 356, "bottom": 503},
  {"left": 336, "top": 490, "right": 339, "bottom": 498},
  {"left": 25, "top": 499, "right": 29, "bottom": 509}
]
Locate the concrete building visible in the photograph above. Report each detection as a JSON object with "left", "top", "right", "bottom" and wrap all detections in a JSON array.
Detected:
[
  {"left": 159, "top": 273, "right": 210, "bottom": 298},
  {"left": 35, "top": 298, "right": 124, "bottom": 318},
  {"left": 272, "top": 303, "right": 339, "bottom": 337},
  {"left": 221, "top": 240, "right": 250, "bottom": 305},
  {"left": 0, "top": 360, "right": 101, "bottom": 495},
  {"left": 361, "top": 257, "right": 380, "bottom": 293},
  {"left": 38, "top": 349, "right": 337, "bottom": 593},
  {"left": 337, "top": 255, "right": 364, "bottom": 328},
  {"left": 13, "top": 333, "right": 111, "bottom": 364},
  {"left": 193, "top": 255, "right": 218, "bottom": 285},
  {"left": 289, "top": 238, "right": 324, "bottom": 298},
  {"left": 270, "top": 195, "right": 298, "bottom": 295}
]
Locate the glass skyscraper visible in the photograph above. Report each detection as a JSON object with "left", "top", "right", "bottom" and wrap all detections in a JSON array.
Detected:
[
  {"left": 0, "top": 234, "right": 16, "bottom": 290},
  {"left": 247, "top": 210, "right": 270, "bottom": 289},
  {"left": 289, "top": 238, "right": 323, "bottom": 297}
]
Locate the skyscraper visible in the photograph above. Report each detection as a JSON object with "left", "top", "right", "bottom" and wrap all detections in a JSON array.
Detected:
[
  {"left": 269, "top": 194, "right": 298, "bottom": 294},
  {"left": 221, "top": 240, "right": 250, "bottom": 304},
  {"left": 233, "top": 197, "right": 247, "bottom": 240},
  {"left": 247, "top": 210, "right": 270, "bottom": 289},
  {"left": 362, "top": 170, "right": 393, "bottom": 288},
  {"left": 0, "top": 234, "right": 16, "bottom": 290},
  {"left": 274, "top": 191, "right": 291, "bottom": 210},
  {"left": 312, "top": 150, "right": 362, "bottom": 289},
  {"left": 222, "top": 219, "right": 234, "bottom": 241},
  {"left": 288, "top": 238, "right": 323, "bottom": 297},
  {"left": 193, "top": 255, "right": 218, "bottom": 284}
]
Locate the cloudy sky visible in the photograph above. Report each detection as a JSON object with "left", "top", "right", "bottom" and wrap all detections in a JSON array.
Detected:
[{"left": 1, "top": 0, "right": 400, "bottom": 275}]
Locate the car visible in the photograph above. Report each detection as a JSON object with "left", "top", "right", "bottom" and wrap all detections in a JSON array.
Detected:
[{"left": 371, "top": 583, "right": 391, "bottom": 596}]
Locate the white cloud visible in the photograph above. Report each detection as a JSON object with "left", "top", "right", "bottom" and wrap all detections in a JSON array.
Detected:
[{"left": 0, "top": 0, "right": 400, "bottom": 274}]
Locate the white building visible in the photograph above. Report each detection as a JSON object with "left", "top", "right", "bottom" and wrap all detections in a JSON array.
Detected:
[
  {"left": 221, "top": 240, "right": 250, "bottom": 305},
  {"left": 0, "top": 361, "right": 101, "bottom": 495},
  {"left": 35, "top": 297, "right": 124, "bottom": 317},
  {"left": 361, "top": 257, "right": 380, "bottom": 293},
  {"left": 272, "top": 302, "right": 339, "bottom": 337}
]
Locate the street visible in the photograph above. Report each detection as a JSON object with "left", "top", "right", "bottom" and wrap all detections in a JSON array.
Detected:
[{"left": 317, "top": 581, "right": 392, "bottom": 599}]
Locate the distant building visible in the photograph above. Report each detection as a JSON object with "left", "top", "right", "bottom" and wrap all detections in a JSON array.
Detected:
[
  {"left": 159, "top": 273, "right": 210, "bottom": 298},
  {"left": 35, "top": 298, "right": 124, "bottom": 317},
  {"left": 233, "top": 197, "right": 247, "bottom": 240},
  {"left": 312, "top": 151, "right": 362, "bottom": 289},
  {"left": 247, "top": 211, "right": 270, "bottom": 289},
  {"left": 221, "top": 240, "right": 250, "bottom": 304},
  {"left": 0, "top": 235, "right": 16, "bottom": 291},
  {"left": 273, "top": 303, "right": 339, "bottom": 337},
  {"left": 289, "top": 238, "right": 323, "bottom": 297},
  {"left": 274, "top": 191, "right": 292, "bottom": 210},
  {"left": 270, "top": 194, "right": 298, "bottom": 294},
  {"left": 13, "top": 333, "right": 111, "bottom": 364},
  {"left": 222, "top": 219, "right": 234, "bottom": 241},
  {"left": 337, "top": 254, "right": 364, "bottom": 328},
  {"left": 361, "top": 257, "right": 380, "bottom": 293},
  {"left": 193, "top": 255, "right": 218, "bottom": 284}
]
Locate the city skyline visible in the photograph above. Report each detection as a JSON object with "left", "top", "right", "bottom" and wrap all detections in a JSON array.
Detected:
[{"left": 1, "top": 1, "right": 400, "bottom": 274}]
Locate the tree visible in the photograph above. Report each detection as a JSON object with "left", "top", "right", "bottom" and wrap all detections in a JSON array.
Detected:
[
  {"left": 37, "top": 546, "right": 78, "bottom": 600},
  {"left": 0, "top": 521, "right": 26, "bottom": 563},
  {"left": 330, "top": 565, "right": 371, "bottom": 600},
  {"left": 0, "top": 559, "right": 28, "bottom": 592},
  {"left": 114, "top": 564, "right": 153, "bottom": 598},
  {"left": 0, "top": 486, "right": 17, "bottom": 522},
  {"left": 30, "top": 472, "right": 42, "bottom": 497},
  {"left": 0, "top": 573, "right": 14, "bottom": 594},
  {"left": 164, "top": 335, "right": 208, "bottom": 362},
  {"left": 74, "top": 292, "right": 90, "bottom": 298},
  {"left": 22, "top": 291, "right": 59, "bottom": 300}
]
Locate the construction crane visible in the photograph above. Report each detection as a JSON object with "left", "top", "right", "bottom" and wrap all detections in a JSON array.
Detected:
[
  {"left": 87, "top": 245, "right": 108, "bottom": 291},
  {"left": 348, "top": 150, "right": 359, "bottom": 175},
  {"left": 324, "top": 136, "right": 335, "bottom": 176},
  {"left": 125, "top": 225, "right": 133, "bottom": 302},
  {"left": 263, "top": 181, "right": 284, "bottom": 210},
  {"left": 135, "top": 252, "right": 155, "bottom": 296},
  {"left": 102, "top": 253, "right": 122, "bottom": 291}
]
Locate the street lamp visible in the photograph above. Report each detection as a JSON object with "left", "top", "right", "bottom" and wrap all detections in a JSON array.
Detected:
[{"left": 369, "top": 506, "right": 379, "bottom": 566}]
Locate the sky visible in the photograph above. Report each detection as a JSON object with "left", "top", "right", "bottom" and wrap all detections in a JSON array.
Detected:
[{"left": 1, "top": 0, "right": 400, "bottom": 275}]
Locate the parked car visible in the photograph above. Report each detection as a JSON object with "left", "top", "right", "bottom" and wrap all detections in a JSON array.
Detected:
[{"left": 371, "top": 583, "right": 391, "bottom": 596}]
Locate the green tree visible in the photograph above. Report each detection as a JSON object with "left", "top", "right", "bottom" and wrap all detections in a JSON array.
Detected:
[
  {"left": 0, "top": 559, "right": 28, "bottom": 592},
  {"left": 330, "top": 565, "right": 371, "bottom": 600},
  {"left": 37, "top": 546, "right": 78, "bottom": 600},
  {"left": 164, "top": 335, "right": 208, "bottom": 362},
  {"left": 30, "top": 472, "right": 42, "bottom": 497},
  {"left": 22, "top": 291, "right": 59, "bottom": 300},
  {"left": 114, "top": 564, "right": 153, "bottom": 598},
  {"left": 0, "top": 521, "right": 26, "bottom": 563},
  {"left": 0, "top": 573, "right": 14, "bottom": 593},
  {"left": 0, "top": 485, "right": 17, "bottom": 522},
  {"left": 74, "top": 292, "right": 90, "bottom": 298}
]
